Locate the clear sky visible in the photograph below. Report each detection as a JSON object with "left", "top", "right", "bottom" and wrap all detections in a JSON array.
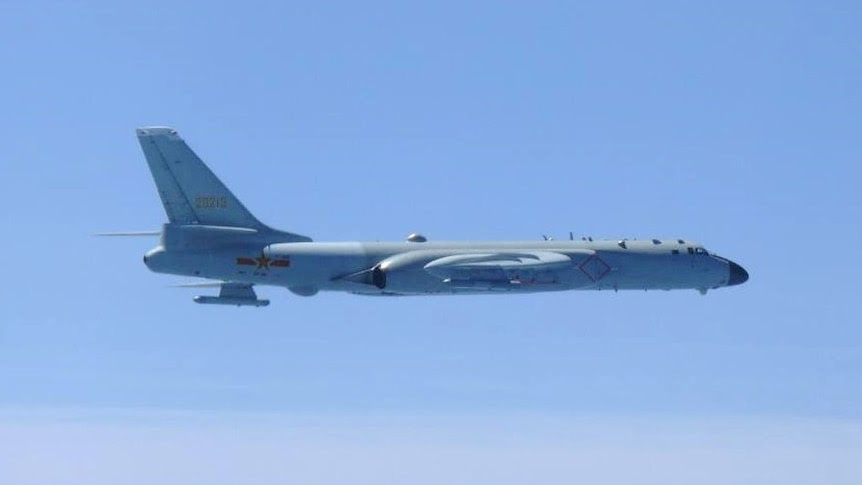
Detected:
[{"left": 1, "top": 1, "right": 860, "bottom": 484}]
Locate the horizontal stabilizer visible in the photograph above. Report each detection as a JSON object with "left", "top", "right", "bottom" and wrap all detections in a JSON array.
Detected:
[
  {"left": 94, "top": 230, "right": 161, "bottom": 237},
  {"left": 171, "top": 281, "right": 224, "bottom": 288}
]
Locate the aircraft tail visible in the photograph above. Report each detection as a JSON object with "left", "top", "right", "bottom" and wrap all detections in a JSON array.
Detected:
[{"left": 136, "top": 127, "right": 310, "bottom": 241}]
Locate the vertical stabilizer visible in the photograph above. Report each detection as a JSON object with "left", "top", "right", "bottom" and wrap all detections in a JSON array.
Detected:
[{"left": 136, "top": 127, "right": 262, "bottom": 228}]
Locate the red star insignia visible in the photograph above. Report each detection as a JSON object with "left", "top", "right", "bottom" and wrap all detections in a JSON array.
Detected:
[{"left": 255, "top": 255, "right": 271, "bottom": 270}]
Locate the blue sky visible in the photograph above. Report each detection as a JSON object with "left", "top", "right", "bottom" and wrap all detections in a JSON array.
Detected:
[{"left": 1, "top": 1, "right": 860, "bottom": 484}]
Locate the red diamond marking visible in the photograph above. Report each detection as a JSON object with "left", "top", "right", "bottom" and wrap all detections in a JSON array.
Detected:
[{"left": 579, "top": 255, "right": 610, "bottom": 282}]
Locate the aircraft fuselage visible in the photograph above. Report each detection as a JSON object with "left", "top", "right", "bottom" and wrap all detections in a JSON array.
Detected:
[{"left": 144, "top": 228, "right": 747, "bottom": 297}]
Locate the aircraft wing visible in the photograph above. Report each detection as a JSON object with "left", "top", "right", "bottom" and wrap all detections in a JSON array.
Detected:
[{"left": 423, "top": 250, "right": 590, "bottom": 287}]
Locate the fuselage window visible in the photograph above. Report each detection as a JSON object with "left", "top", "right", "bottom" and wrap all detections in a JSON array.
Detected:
[{"left": 672, "top": 249, "right": 680, "bottom": 255}]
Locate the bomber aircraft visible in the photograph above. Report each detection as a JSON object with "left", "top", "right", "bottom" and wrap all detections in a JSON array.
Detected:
[{"left": 121, "top": 127, "right": 748, "bottom": 306}]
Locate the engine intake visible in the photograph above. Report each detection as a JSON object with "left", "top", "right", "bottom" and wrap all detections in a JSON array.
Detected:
[{"left": 372, "top": 265, "right": 387, "bottom": 289}]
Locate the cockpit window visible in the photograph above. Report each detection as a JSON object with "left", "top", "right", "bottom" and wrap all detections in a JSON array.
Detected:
[{"left": 694, "top": 247, "right": 709, "bottom": 255}]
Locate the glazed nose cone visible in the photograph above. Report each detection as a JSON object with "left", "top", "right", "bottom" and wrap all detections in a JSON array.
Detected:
[{"left": 727, "top": 260, "right": 749, "bottom": 286}]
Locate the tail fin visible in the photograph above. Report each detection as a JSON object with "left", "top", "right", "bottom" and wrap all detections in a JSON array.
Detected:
[
  {"left": 136, "top": 127, "right": 311, "bottom": 242},
  {"left": 137, "top": 126, "right": 267, "bottom": 228}
]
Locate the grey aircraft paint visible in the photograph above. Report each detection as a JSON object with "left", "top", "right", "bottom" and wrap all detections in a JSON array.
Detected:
[{"left": 135, "top": 127, "right": 748, "bottom": 306}]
